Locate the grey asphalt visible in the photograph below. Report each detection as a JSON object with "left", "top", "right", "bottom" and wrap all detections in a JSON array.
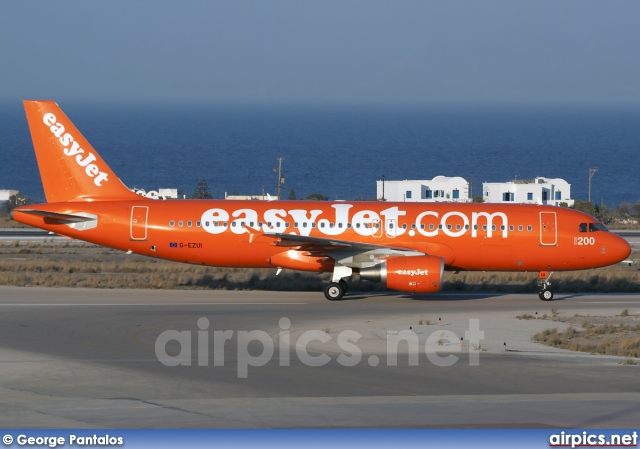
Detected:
[{"left": 0, "top": 287, "right": 639, "bottom": 428}]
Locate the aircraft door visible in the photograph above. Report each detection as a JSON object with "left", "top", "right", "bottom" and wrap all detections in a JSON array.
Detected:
[
  {"left": 539, "top": 212, "right": 557, "bottom": 246},
  {"left": 131, "top": 206, "right": 149, "bottom": 241}
]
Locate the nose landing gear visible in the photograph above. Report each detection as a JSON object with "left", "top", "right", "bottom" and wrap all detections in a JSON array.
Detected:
[{"left": 538, "top": 271, "right": 554, "bottom": 301}]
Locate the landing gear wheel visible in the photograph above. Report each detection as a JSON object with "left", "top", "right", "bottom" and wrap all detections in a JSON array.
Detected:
[
  {"left": 539, "top": 289, "right": 554, "bottom": 301},
  {"left": 325, "top": 282, "right": 345, "bottom": 301},
  {"left": 339, "top": 279, "right": 349, "bottom": 293}
]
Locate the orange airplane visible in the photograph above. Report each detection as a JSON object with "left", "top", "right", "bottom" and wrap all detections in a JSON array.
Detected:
[{"left": 13, "top": 101, "right": 632, "bottom": 301}]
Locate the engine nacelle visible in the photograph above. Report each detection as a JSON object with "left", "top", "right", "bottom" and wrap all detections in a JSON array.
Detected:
[{"left": 360, "top": 255, "right": 444, "bottom": 293}]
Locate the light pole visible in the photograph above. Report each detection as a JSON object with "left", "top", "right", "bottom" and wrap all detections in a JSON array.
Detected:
[
  {"left": 588, "top": 167, "right": 598, "bottom": 204},
  {"left": 381, "top": 175, "right": 385, "bottom": 201},
  {"left": 274, "top": 157, "right": 284, "bottom": 200}
]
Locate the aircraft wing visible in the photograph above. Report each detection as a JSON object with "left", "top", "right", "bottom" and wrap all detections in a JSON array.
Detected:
[{"left": 263, "top": 232, "right": 421, "bottom": 254}]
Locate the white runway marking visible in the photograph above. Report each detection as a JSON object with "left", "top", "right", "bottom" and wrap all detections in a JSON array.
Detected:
[
  {"left": 578, "top": 301, "right": 640, "bottom": 304},
  {"left": 0, "top": 302, "right": 308, "bottom": 306}
]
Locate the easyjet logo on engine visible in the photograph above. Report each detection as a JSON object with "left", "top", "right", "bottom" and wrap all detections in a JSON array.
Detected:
[
  {"left": 200, "top": 204, "right": 509, "bottom": 239},
  {"left": 396, "top": 269, "right": 429, "bottom": 276},
  {"left": 43, "top": 113, "right": 109, "bottom": 187}
]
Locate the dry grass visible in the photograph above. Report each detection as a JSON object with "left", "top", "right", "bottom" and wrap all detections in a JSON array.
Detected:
[
  {"left": 534, "top": 316, "right": 640, "bottom": 358},
  {"left": 0, "top": 213, "right": 29, "bottom": 228},
  {"left": 0, "top": 241, "right": 638, "bottom": 292},
  {"left": 443, "top": 256, "right": 640, "bottom": 293}
]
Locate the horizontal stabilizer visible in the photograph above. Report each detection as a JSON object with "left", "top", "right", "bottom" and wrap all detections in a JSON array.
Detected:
[{"left": 18, "top": 209, "right": 95, "bottom": 223}]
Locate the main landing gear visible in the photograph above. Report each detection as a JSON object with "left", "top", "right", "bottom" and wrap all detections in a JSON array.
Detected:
[
  {"left": 324, "top": 264, "right": 352, "bottom": 301},
  {"left": 324, "top": 280, "right": 349, "bottom": 301},
  {"left": 538, "top": 271, "right": 554, "bottom": 301}
]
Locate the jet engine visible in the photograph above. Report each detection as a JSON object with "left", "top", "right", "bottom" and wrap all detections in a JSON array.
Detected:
[{"left": 359, "top": 255, "right": 444, "bottom": 293}]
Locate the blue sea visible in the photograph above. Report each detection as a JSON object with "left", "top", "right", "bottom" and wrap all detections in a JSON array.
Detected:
[{"left": 0, "top": 102, "right": 638, "bottom": 207}]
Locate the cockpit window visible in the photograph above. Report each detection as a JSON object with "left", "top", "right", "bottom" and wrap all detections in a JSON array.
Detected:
[
  {"left": 588, "top": 223, "right": 608, "bottom": 232},
  {"left": 579, "top": 223, "right": 587, "bottom": 233}
]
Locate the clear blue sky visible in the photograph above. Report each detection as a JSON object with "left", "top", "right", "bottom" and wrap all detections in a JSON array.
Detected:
[{"left": 2, "top": 1, "right": 639, "bottom": 105}]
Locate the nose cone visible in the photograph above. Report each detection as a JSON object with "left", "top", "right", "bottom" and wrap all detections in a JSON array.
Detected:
[{"left": 610, "top": 233, "right": 632, "bottom": 265}]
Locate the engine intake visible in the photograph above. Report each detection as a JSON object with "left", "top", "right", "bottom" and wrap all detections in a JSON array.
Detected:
[{"left": 360, "top": 255, "right": 444, "bottom": 293}]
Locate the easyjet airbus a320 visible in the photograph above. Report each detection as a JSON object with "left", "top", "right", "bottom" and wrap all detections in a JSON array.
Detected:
[{"left": 13, "top": 101, "right": 632, "bottom": 301}]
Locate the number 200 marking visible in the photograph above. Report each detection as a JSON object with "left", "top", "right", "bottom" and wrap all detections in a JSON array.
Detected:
[{"left": 574, "top": 236, "right": 595, "bottom": 245}]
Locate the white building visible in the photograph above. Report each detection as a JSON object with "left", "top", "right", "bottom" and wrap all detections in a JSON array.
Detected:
[
  {"left": 132, "top": 188, "right": 179, "bottom": 199},
  {"left": 0, "top": 190, "right": 19, "bottom": 203},
  {"left": 482, "top": 177, "right": 574, "bottom": 207},
  {"left": 224, "top": 192, "right": 271, "bottom": 200},
  {"left": 376, "top": 176, "right": 470, "bottom": 202}
]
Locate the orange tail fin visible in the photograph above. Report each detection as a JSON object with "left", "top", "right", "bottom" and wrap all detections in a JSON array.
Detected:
[{"left": 23, "top": 100, "right": 142, "bottom": 202}]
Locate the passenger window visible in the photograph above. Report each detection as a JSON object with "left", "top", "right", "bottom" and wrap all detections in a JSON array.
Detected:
[
  {"left": 509, "top": 225, "right": 514, "bottom": 231},
  {"left": 196, "top": 221, "right": 201, "bottom": 227},
  {"left": 285, "top": 223, "right": 290, "bottom": 228},
  {"left": 303, "top": 222, "right": 307, "bottom": 228},
  {"left": 178, "top": 220, "right": 183, "bottom": 227},
  {"left": 169, "top": 220, "right": 175, "bottom": 227},
  {"left": 518, "top": 225, "right": 523, "bottom": 231},
  {"left": 411, "top": 224, "right": 416, "bottom": 229},
  {"left": 527, "top": 225, "right": 532, "bottom": 231},
  {"left": 482, "top": 225, "right": 487, "bottom": 231},
  {"left": 187, "top": 221, "right": 192, "bottom": 227},
  {"left": 456, "top": 224, "right": 460, "bottom": 230},
  {"left": 338, "top": 223, "right": 343, "bottom": 228},
  {"left": 312, "top": 223, "right": 316, "bottom": 228},
  {"left": 347, "top": 223, "right": 352, "bottom": 228},
  {"left": 356, "top": 223, "right": 361, "bottom": 228},
  {"left": 402, "top": 224, "right": 407, "bottom": 229},
  {"left": 294, "top": 222, "right": 299, "bottom": 228}
]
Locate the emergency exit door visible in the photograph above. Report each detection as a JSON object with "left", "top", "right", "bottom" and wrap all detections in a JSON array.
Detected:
[
  {"left": 131, "top": 206, "right": 149, "bottom": 240},
  {"left": 539, "top": 212, "right": 557, "bottom": 246}
]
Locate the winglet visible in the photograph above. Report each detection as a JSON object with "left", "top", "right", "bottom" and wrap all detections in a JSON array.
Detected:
[{"left": 23, "top": 101, "right": 142, "bottom": 203}]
